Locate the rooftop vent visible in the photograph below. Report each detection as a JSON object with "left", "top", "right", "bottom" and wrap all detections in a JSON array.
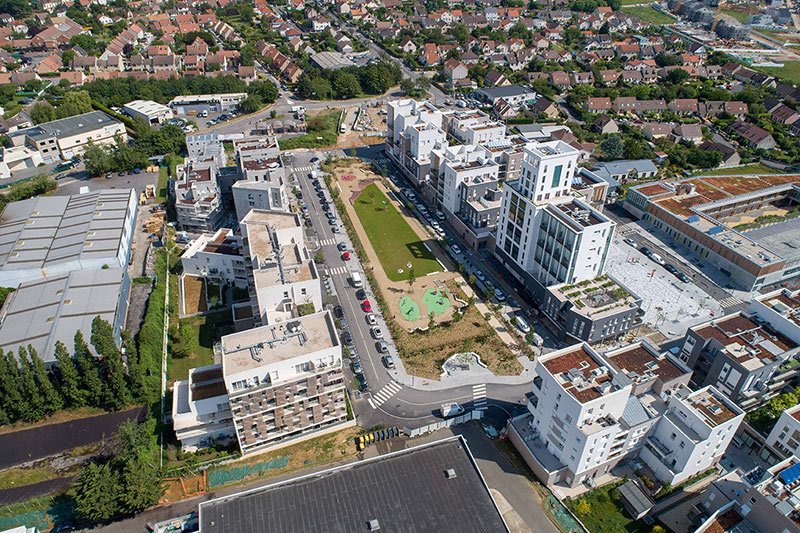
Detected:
[
  {"left": 445, "top": 468, "right": 457, "bottom": 479},
  {"left": 367, "top": 519, "right": 380, "bottom": 531}
]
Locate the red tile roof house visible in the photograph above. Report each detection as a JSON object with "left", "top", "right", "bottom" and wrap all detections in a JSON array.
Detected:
[
  {"left": 585, "top": 97, "right": 611, "bottom": 113},
  {"left": 667, "top": 98, "right": 699, "bottom": 115},
  {"left": 771, "top": 103, "right": 800, "bottom": 125},
  {"left": 727, "top": 120, "right": 777, "bottom": 150},
  {"left": 549, "top": 71, "right": 571, "bottom": 89}
]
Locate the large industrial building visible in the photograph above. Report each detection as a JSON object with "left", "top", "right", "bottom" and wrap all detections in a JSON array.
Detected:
[
  {"left": 0, "top": 189, "right": 137, "bottom": 287},
  {"left": 197, "top": 437, "right": 509, "bottom": 533},
  {"left": 625, "top": 175, "right": 800, "bottom": 291}
]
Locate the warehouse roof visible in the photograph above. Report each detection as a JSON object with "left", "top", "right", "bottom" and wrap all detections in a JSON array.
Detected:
[
  {"left": 14, "top": 111, "right": 123, "bottom": 141},
  {"left": 0, "top": 189, "right": 134, "bottom": 275},
  {"left": 199, "top": 437, "right": 508, "bottom": 533},
  {"left": 0, "top": 267, "right": 127, "bottom": 363}
]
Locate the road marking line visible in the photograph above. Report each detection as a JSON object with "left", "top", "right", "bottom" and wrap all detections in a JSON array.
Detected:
[{"left": 367, "top": 398, "right": 376, "bottom": 409}]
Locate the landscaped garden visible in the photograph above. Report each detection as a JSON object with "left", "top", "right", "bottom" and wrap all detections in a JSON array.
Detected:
[
  {"left": 568, "top": 481, "right": 649, "bottom": 533},
  {"left": 353, "top": 183, "right": 441, "bottom": 282}
]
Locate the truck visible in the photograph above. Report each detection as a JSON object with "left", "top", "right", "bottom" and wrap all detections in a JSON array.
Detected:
[
  {"left": 292, "top": 105, "right": 306, "bottom": 115},
  {"left": 350, "top": 271, "right": 363, "bottom": 288},
  {"left": 441, "top": 402, "right": 464, "bottom": 419}
]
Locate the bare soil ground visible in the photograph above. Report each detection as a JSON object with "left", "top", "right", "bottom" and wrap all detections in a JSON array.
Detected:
[{"left": 182, "top": 275, "right": 207, "bottom": 314}]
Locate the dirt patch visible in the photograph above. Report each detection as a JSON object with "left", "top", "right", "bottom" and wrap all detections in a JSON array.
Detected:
[
  {"left": 182, "top": 275, "right": 207, "bottom": 314},
  {"left": 161, "top": 472, "right": 207, "bottom": 504}
]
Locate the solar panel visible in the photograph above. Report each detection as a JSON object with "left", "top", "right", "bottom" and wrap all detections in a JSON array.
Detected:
[
  {"left": 687, "top": 215, "right": 699, "bottom": 223},
  {"left": 780, "top": 462, "right": 800, "bottom": 485}
]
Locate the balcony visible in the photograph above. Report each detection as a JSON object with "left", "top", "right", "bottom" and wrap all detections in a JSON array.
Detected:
[{"left": 645, "top": 436, "right": 672, "bottom": 461}]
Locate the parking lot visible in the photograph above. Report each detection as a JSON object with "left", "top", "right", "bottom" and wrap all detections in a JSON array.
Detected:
[{"left": 605, "top": 237, "right": 723, "bottom": 331}]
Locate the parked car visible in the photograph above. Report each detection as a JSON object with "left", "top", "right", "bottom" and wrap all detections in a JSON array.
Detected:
[
  {"left": 665, "top": 264, "right": 679, "bottom": 275},
  {"left": 451, "top": 244, "right": 462, "bottom": 255},
  {"left": 342, "top": 252, "right": 351, "bottom": 261},
  {"left": 356, "top": 289, "right": 366, "bottom": 300},
  {"left": 338, "top": 242, "right": 347, "bottom": 251},
  {"left": 623, "top": 237, "right": 636, "bottom": 247},
  {"left": 365, "top": 313, "right": 377, "bottom": 325},
  {"left": 475, "top": 270, "right": 486, "bottom": 282},
  {"left": 677, "top": 272, "right": 691, "bottom": 283},
  {"left": 334, "top": 305, "right": 344, "bottom": 318},
  {"left": 342, "top": 331, "right": 353, "bottom": 346},
  {"left": 356, "top": 373, "right": 367, "bottom": 391},
  {"left": 382, "top": 354, "right": 394, "bottom": 368},
  {"left": 362, "top": 300, "right": 372, "bottom": 312},
  {"left": 495, "top": 290, "right": 506, "bottom": 302},
  {"left": 352, "top": 359, "right": 363, "bottom": 374},
  {"left": 639, "top": 246, "right": 652, "bottom": 257},
  {"left": 371, "top": 326, "right": 383, "bottom": 339}
]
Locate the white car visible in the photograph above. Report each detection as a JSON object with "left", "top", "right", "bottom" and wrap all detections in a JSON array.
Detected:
[
  {"left": 366, "top": 313, "right": 377, "bottom": 325},
  {"left": 475, "top": 270, "right": 486, "bottom": 282},
  {"left": 451, "top": 244, "right": 462, "bottom": 255},
  {"left": 495, "top": 290, "right": 506, "bottom": 302},
  {"left": 371, "top": 326, "right": 383, "bottom": 339}
]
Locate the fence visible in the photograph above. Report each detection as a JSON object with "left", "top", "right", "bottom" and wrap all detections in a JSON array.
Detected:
[
  {"left": 405, "top": 410, "right": 483, "bottom": 438},
  {"left": 207, "top": 456, "right": 290, "bottom": 488}
]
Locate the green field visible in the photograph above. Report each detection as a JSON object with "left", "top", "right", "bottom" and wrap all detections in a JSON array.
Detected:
[
  {"left": 278, "top": 112, "right": 340, "bottom": 150},
  {"left": 719, "top": 8, "right": 750, "bottom": 23},
  {"left": 694, "top": 163, "right": 785, "bottom": 176},
  {"left": 353, "top": 183, "right": 441, "bottom": 282},
  {"left": 567, "top": 482, "right": 648, "bottom": 533},
  {"left": 621, "top": 0, "right": 654, "bottom": 4},
  {"left": 754, "top": 61, "right": 800, "bottom": 86},
  {"left": 620, "top": 5, "right": 676, "bottom": 25}
]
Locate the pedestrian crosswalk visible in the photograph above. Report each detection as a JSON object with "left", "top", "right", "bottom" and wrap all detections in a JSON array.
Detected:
[
  {"left": 719, "top": 296, "right": 745, "bottom": 308},
  {"left": 368, "top": 381, "right": 403, "bottom": 409},
  {"left": 617, "top": 225, "right": 636, "bottom": 236},
  {"left": 372, "top": 158, "right": 389, "bottom": 168},
  {"left": 473, "top": 384, "right": 487, "bottom": 411},
  {"left": 294, "top": 165, "right": 314, "bottom": 174},
  {"left": 317, "top": 238, "right": 337, "bottom": 247},
  {"left": 327, "top": 266, "right": 349, "bottom": 275}
]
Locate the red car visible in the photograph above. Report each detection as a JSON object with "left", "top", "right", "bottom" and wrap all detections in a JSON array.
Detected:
[
  {"left": 362, "top": 300, "right": 372, "bottom": 312},
  {"left": 342, "top": 251, "right": 350, "bottom": 260}
]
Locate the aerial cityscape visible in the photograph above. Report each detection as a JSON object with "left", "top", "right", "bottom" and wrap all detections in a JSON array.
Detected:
[{"left": 1, "top": 0, "right": 800, "bottom": 531}]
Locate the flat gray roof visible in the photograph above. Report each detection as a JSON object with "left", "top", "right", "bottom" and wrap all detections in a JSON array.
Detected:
[
  {"left": 744, "top": 217, "right": 800, "bottom": 262},
  {"left": 0, "top": 267, "right": 125, "bottom": 363},
  {"left": 0, "top": 189, "right": 133, "bottom": 273},
  {"left": 13, "top": 111, "right": 123, "bottom": 140},
  {"left": 199, "top": 437, "right": 508, "bottom": 533},
  {"left": 310, "top": 51, "right": 356, "bottom": 70},
  {"left": 477, "top": 84, "right": 535, "bottom": 98}
]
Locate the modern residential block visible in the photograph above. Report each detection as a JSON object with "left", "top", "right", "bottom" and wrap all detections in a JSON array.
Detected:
[{"left": 180, "top": 228, "right": 248, "bottom": 288}]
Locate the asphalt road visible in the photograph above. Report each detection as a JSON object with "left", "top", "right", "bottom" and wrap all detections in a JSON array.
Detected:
[{"left": 286, "top": 149, "right": 532, "bottom": 431}]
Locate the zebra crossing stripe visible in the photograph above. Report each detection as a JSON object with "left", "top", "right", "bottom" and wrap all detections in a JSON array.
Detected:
[{"left": 367, "top": 398, "right": 376, "bottom": 409}]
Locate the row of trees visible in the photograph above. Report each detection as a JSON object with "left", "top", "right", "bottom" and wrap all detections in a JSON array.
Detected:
[
  {"left": 71, "top": 419, "right": 163, "bottom": 521},
  {"left": 30, "top": 91, "right": 94, "bottom": 125},
  {"left": 294, "top": 61, "right": 402, "bottom": 101},
  {"left": 0, "top": 317, "right": 151, "bottom": 425}
]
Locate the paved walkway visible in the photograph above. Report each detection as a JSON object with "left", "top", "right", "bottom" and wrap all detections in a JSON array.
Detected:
[{"left": 334, "top": 174, "right": 536, "bottom": 391}]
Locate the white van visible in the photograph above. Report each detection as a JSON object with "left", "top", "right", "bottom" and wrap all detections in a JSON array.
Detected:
[
  {"left": 441, "top": 402, "right": 464, "bottom": 418},
  {"left": 651, "top": 253, "right": 666, "bottom": 266},
  {"left": 351, "top": 272, "right": 363, "bottom": 288},
  {"left": 515, "top": 315, "right": 531, "bottom": 333}
]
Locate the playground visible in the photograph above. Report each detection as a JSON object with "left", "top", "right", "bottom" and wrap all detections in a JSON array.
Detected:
[
  {"left": 421, "top": 288, "right": 452, "bottom": 317},
  {"left": 398, "top": 297, "right": 420, "bottom": 321}
]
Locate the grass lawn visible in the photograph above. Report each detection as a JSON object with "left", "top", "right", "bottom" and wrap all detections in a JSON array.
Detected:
[
  {"left": 353, "top": 183, "right": 440, "bottom": 282},
  {"left": 754, "top": 61, "right": 800, "bottom": 86},
  {"left": 621, "top": 0, "right": 653, "bottom": 3},
  {"left": 620, "top": 5, "right": 675, "bottom": 25},
  {"left": 694, "top": 163, "right": 785, "bottom": 176},
  {"left": 168, "top": 310, "right": 233, "bottom": 383},
  {"left": 0, "top": 465, "right": 67, "bottom": 490},
  {"left": 278, "top": 112, "right": 340, "bottom": 150},
  {"left": 719, "top": 8, "right": 750, "bottom": 23},
  {"left": 567, "top": 481, "right": 649, "bottom": 533},
  {"left": 157, "top": 167, "right": 168, "bottom": 204}
]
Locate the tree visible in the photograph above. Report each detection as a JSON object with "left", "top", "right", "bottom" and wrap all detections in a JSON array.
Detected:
[
  {"left": 575, "top": 498, "right": 591, "bottom": 516},
  {"left": 769, "top": 392, "right": 798, "bottom": 418},
  {"left": 55, "top": 340, "right": 86, "bottom": 407},
  {"left": 61, "top": 49, "right": 76, "bottom": 67},
  {"left": 666, "top": 68, "right": 690, "bottom": 85},
  {"left": 118, "top": 459, "right": 163, "bottom": 514},
  {"left": 240, "top": 94, "right": 263, "bottom": 114},
  {"left": 82, "top": 141, "right": 113, "bottom": 177},
  {"left": 17, "top": 347, "right": 45, "bottom": 421},
  {"left": 331, "top": 71, "right": 362, "bottom": 100},
  {"left": 71, "top": 461, "right": 121, "bottom": 521},
  {"left": 28, "top": 345, "right": 62, "bottom": 414},
  {"left": 0, "top": 348, "right": 24, "bottom": 422},
  {"left": 307, "top": 117, "right": 326, "bottom": 132},
  {"left": 451, "top": 23, "right": 469, "bottom": 44},
  {"left": 55, "top": 90, "right": 93, "bottom": 119},
  {"left": 415, "top": 76, "right": 431, "bottom": 91},
  {"left": 600, "top": 135, "right": 624, "bottom": 159},
  {"left": 91, "top": 317, "right": 131, "bottom": 410},
  {"left": 407, "top": 266, "right": 416, "bottom": 291},
  {"left": 30, "top": 102, "right": 55, "bottom": 125},
  {"left": 428, "top": 311, "right": 436, "bottom": 330},
  {"left": 400, "top": 78, "right": 416, "bottom": 96},
  {"left": 270, "top": 109, "right": 277, "bottom": 119},
  {"left": 75, "top": 330, "right": 104, "bottom": 408}
]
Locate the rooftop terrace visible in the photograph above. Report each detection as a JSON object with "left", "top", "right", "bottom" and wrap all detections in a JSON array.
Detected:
[
  {"left": 606, "top": 343, "right": 687, "bottom": 385},
  {"left": 542, "top": 345, "right": 618, "bottom": 403}
]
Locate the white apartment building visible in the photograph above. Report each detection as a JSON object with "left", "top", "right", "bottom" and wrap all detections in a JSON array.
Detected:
[
  {"left": 181, "top": 229, "right": 247, "bottom": 288},
  {"left": 437, "top": 144, "right": 500, "bottom": 215},
  {"left": 239, "top": 210, "right": 322, "bottom": 326},
  {"left": 443, "top": 109, "right": 507, "bottom": 145},
  {"left": 766, "top": 405, "right": 800, "bottom": 460},
  {"left": 174, "top": 160, "right": 227, "bottom": 233},
  {"left": 386, "top": 99, "right": 448, "bottom": 187},
  {"left": 172, "top": 365, "right": 235, "bottom": 451},
  {"left": 231, "top": 138, "right": 288, "bottom": 223},
  {"left": 222, "top": 311, "right": 349, "bottom": 455},
  {"left": 172, "top": 311, "right": 349, "bottom": 454},
  {"left": 494, "top": 141, "right": 614, "bottom": 298},
  {"left": 508, "top": 342, "right": 743, "bottom": 489}
]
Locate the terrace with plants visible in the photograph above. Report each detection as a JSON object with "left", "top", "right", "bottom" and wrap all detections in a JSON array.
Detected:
[{"left": 552, "top": 276, "right": 640, "bottom": 318}]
